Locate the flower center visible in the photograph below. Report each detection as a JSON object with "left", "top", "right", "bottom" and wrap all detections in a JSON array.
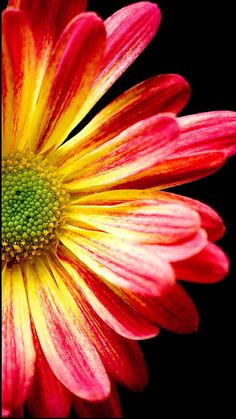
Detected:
[{"left": 2, "top": 152, "right": 68, "bottom": 262}]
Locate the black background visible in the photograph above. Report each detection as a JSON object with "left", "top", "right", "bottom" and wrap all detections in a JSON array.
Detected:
[{"left": 2, "top": 0, "right": 236, "bottom": 418}]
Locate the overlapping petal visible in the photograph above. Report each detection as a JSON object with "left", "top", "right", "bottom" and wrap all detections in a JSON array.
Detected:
[
  {"left": 59, "top": 226, "right": 175, "bottom": 297},
  {"left": 173, "top": 242, "right": 229, "bottom": 283},
  {"left": 26, "top": 335, "right": 71, "bottom": 418},
  {"left": 8, "top": 0, "right": 87, "bottom": 61},
  {"left": 52, "top": 74, "right": 190, "bottom": 166},
  {"left": 45, "top": 253, "right": 149, "bottom": 390},
  {"left": 27, "top": 13, "right": 106, "bottom": 154},
  {"left": 57, "top": 246, "right": 159, "bottom": 339},
  {"left": 26, "top": 258, "right": 110, "bottom": 401},
  {"left": 148, "top": 191, "right": 225, "bottom": 242},
  {"left": 2, "top": 8, "right": 37, "bottom": 155},
  {"left": 2, "top": 264, "right": 36, "bottom": 414},
  {"left": 66, "top": 201, "right": 201, "bottom": 244},
  {"left": 126, "top": 283, "right": 199, "bottom": 334},
  {"left": 176, "top": 111, "right": 236, "bottom": 157},
  {"left": 73, "top": 381, "right": 121, "bottom": 418},
  {"left": 72, "top": 188, "right": 224, "bottom": 242},
  {"left": 61, "top": 115, "right": 179, "bottom": 191},
  {"left": 77, "top": 2, "right": 161, "bottom": 121},
  {"left": 118, "top": 150, "right": 226, "bottom": 190},
  {"left": 2, "top": 0, "right": 236, "bottom": 416}
]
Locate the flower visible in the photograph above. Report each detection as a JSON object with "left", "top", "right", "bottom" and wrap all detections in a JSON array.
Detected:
[{"left": 2, "top": 0, "right": 236, "bottom": 417}]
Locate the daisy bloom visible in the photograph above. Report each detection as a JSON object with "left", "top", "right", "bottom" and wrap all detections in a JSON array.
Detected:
[{"left": 2, "top": 0, "right": 236, "bottom": 417}]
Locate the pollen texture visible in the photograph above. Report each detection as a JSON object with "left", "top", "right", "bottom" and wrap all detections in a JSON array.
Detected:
[{"left": 2, "top": 152, "right": 68, "bottom": 262}]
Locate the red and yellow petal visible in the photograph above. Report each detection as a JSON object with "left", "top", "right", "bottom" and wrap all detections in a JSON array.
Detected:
[
  {"left": 119, "top": 150, "right": 226, "bottom": 190},
  {"left": 2, "top": 8, "right": 37, "bottom": 156},
  {"left": 57, "top": 246, "right": 159, "bottom": 340},
  {"left": 8, "top": 0, "right": 87, "bottom": 60},
  {"left": 26, "top": 258, "right": 110, "bottom": 401},
  {"left": 52, "top": 74, "right": 190, "bottom": 167},
  {"left": 176, "top": 111, "right": 236, "bottom": 157},
  {"left": 66, "top": 201, "right": 201, "bottom": 244},
  {"left": 72, "top": 188, "right": 223, "bottom": 243},
  {"left": 45, "top": 253, "right": 148, "bottom": 390},
  {"left": 148, "top": 190, "right": 225, "bottom": 242},
  {"left": 28, "top": 13, "right": 106, "bottom": 154},
  {"left": 59, "top": 225, "right": 175, "bottom": 297},
  {"left": 26, "top": 335, "right": 71, "bottom": 418},
  {"left": 173, "top": 242, "right": 229, "bottom": 283},
  {"left": 61, "top": 115, "right": 179, "bottom": 191},
  {"left": 2, "top": 264, "right": 36, "bottom": 414},
  {"left": 73, "top": 381, "right": 121, "bottom": 418},
  {"left": 77, "top": 2, "right": 161, "bottom": 121}
]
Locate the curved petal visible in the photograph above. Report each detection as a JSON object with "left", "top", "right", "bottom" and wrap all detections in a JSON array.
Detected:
[
  {"left": 66, "top": 201, "right": 201, "bottom": 244},
  {"left": 62, "top": 115, "right": 179, "bottom": 192},
  {"left": 72, "top": 188, "right": 224, "bottom": 242},
  {"left": 26, "top": 258, "right": 110, "bottom": 401},
  {"left": 28, "top": 13, "right": 106, "bottom": 154},
  {"left": 57, "top": 245, "right": 159, "bottom": 340},
  {"left": 73, "top": 381, "right": 121, "bottom": 418},
  {"left": 77, "top": 2, "right": 161, "bottom": 121},
  {"left": 26, "top": 335, "right": 71, "bottom": 418},
  {"left": 173, "top": 242, "right": 229, "bottom": 283},
  {"left": 2, "top": 8, "right": 37, "bottom": 156},
  {"left": 118, "top": 150, "right": 226, "bottom": 190},
  {"left": 2, "top": 264, "right": 36, "bottom": 413},
  {"left": 126, "top": 283, "right": 199, "bottom": 334},
  {"left": 8, "top": 0, "right": 87, "bottom": 60},
  {"left": 52, "top": 74, "right": 190, "bottom": 167},
  {"left": 146, "top": 190, "right": 225, "bottom": 242},
  {"left": 46, "top": 260, "right": 148, "bottom": 390},
  {"left": 176, "top": 111, "right": 236, "bottom": 157},
  {"left": 59, "top": 225, "right": 175, "bottom": 297}
]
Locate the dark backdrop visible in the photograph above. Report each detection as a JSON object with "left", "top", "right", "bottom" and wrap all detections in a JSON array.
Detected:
[{"left": 2, "top": 0, "right": 235, "bottom": 418}]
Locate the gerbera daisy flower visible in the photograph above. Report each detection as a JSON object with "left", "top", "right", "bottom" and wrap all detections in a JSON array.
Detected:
[{"left": 2, "top": 0, "right": 236, "bottom": 417}]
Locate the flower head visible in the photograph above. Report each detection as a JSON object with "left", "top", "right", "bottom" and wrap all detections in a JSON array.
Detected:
[{"left": 2, "top": 0, "right": 236, "bottom": 417}]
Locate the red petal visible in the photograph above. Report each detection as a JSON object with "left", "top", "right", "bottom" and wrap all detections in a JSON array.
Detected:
[
  {"left": 66, "top": 201, "right": 201, "bottom": 244},
  {"left": 150, "top": 190, "right": 225, "bottom": 242},
  {"left": 2, "top": 8, "right": 37, "bottom": 155},
  {"left": 173, "top": 242, "right": 229, "bottom": 283},
  {"left": 81, "top": 2, "right": 161, "bottom": 116},
  {"left": 8, "top": 0, "right": 87, "bottom": 59},
  {"left": 46, "top": 253, "right": 149, "bottom": 390},
  {"left": 57, "top": 245, "right": 159, "bottom": 339},
  {"left": 121, "top": 151, "right": 226, "bottom": 189},
  {"left": 26, "top": 334, "right": 71, "bottom": 418},
  {"left": 73, "top": 381, "right": 121, "bottom": 418},
  {"left": 52, "top": 74, "right": 190, "bottom": 167},
  {"left": 127, "top": 283, "right": 199, "bottom": 334},
  {"left": 2, "top": 264, "right": 36, "bottom": 413},
  {"left": 60, "top": 225, "right": 175, "bottom": 297},
  {"left": 29, "top": 13, "right": 106, "bottom": 154},
  {"left": 63, "top": 115, "right": 179, "bottom": 192},
  {"left": 26, "top": 258, "right": 110, "bottom": 401},
  {"left": 176, "top": 111, "right": 236, "bottom": 157},
  {"left": 150, "top": 230, "right": 207, "bottom": 262}
]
